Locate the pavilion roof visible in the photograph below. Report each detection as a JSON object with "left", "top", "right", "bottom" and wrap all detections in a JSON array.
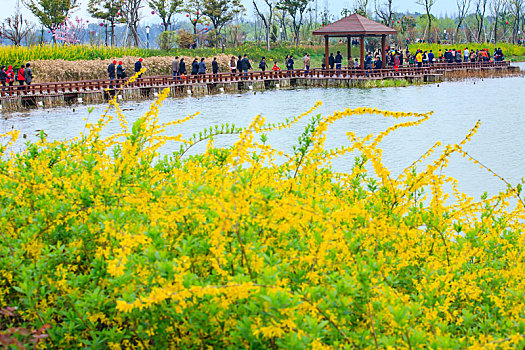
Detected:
[{"left": 312, "top": 13, "right": 397, "bottom": 37}]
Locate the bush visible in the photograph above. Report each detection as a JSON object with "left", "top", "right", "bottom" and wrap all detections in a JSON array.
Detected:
[
  {"left": 176, "top": 29, "right": 196, "bottom": 49},
  {"left": 1, "top": 84, "right": 525, "bottom": 349},
  {"left": 156, "top": 30, "right": 178, "bottom": 51}
]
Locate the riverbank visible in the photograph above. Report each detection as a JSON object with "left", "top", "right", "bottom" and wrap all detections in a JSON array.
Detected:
[{"left": 1, "top": 61, "right": 521, "bottom": 112}]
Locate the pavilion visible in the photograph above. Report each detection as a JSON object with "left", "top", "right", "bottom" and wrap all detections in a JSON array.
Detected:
[{"left": 312, "top": 14, "right": 397, "bottom": 70}]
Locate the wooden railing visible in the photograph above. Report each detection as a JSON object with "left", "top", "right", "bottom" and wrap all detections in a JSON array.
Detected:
[{"left": 0, "top": 60, "right": 510, "bottom": 99}]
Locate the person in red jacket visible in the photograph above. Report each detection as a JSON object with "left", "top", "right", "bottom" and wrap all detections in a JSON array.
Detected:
[
  {"left": 17, "top": 64, "right": 25, "bottom": 86},
  {"left": 6, "top": 65, "right": 15, "bottom": 87}
]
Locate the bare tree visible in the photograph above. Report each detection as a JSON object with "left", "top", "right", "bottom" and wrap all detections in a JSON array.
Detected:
[
  {"left": 509, "top": 0, "right": 524, "bottom": 43},
  {"left": 375, "top": 0, "right": 394, "bottom": 26},
  {"left": 348, "top": 0, "right": 370, "bottom": 16},
  {"left": 455, "top": 0, "right": 470, "bottom": 42},
  {"left": 121, "top": 0, "right": 144, "bottom": 47},
  {"left": 1, "top": 0, "right": 33, "bottom": 46},
  {"left": 474, "top": 0, "right": 489, "bottom": 41},
  {"left": 253, "top": 0, "right": 277, "bottom": 50},
  {"left": 416, "top": 0, "right": 436, "bottom": 42},
  {"left": 277, "top": 0, "right": 312, "bottom": 45},
  {"left": 490, "top": 0, "right": 505, "bottom": 43}
]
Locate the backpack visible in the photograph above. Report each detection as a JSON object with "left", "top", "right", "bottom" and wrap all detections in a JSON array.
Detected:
[{"left": 259, "top": 60, "right": 265, "bottom": 69}]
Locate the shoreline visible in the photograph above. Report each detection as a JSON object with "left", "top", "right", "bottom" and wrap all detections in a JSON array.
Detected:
[{"left": 1, "top": 63, "right": 521, "bottom": 113}]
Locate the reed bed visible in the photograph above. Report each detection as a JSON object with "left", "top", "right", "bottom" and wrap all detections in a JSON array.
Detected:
[{"left": 30, "top": 55, "right": 233, "bottom": 83}]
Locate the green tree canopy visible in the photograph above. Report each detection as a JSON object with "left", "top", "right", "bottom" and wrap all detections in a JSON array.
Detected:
[
  {"left": 149, "top": 0, "right": 183, "bottom": 32},
  {"left": 24, "top": 0, "right": 77, "bottom": 33},
  {"left": 202, "top": 0, "right": 244, "bottom": 35}
]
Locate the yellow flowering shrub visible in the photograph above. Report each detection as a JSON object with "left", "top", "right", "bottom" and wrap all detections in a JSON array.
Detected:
[{"left": 1, "top": 86, "right": 524, "bottom": 349}]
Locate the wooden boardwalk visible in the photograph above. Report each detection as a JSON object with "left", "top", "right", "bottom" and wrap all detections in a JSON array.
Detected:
[
  {"left": 0, "top": 61, "right": 511, "bottom": 98},
  {"left": 0, "top": 61, "right": 516, "bottom": 111}
]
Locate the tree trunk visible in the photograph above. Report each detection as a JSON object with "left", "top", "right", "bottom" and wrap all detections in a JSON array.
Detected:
[{"left": 426, "top": 8, "right": 432, "bottom": 42}]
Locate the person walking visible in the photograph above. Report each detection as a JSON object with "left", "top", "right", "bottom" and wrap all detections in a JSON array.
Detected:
[
  {"left": 241, "top": 54, "right": 252, "bottom": 79},
  {"left": 212, "top": 57, "right": 219, "bottom": 78},
  {"left": 191, "top": 58, "right": 199, "bottom": 75},
  {"left": 303, "top": 53, "right": 310, "bottom": 74},
  {"left": 179, "top": 58, "right": 187, "bottom": 75},
  {"left": 287, "top": 55, "right": 294, "bottom": 70},
  {"left": 236, "top": 55, "right": 243, "bottom": 77},
  {"left": 328, "top": 53, "right": 335, "bottom": 70},
  {"left": 17, "top": 64, "right": 25, "bottom": 87},
  {"left": 0, "top": 65, "right": 7, "bottom": 89},
  {"left": 116, "top": 61, "right": 126, "bottom": 79},
  {"left": 198, "top": 58, "right": 206, "bottom": 75},
  {"left": 259, "top": 56, "right": 268, "bottom": 72},
  {"left": 335, "top": 51, "right": 343, "bottom": 72},
  {"left": 24, "top": 63, "right": 33, "bottom": 85},
  {"left": 229, "top": 56, "right": 237, "bottom": 74},
  {"left": 172, "top": 56, "right": 180, "bottom": 80},
  {"left": 286, "top": 55, "right": 294, "bottom": 76},
  {"left": 134, "top": 57, "right": 143, "bottom": 77},
  {"left": 6, "top": 65, "right": 14, "bottom": 87},
  {"left": 107, "top": 60, "right": 116, "bottom": 88},
  {"left": 428, "top": 50, "right": 434, "bottom": 65},
  {"left": 464, "top": 48, "right": 469, "bottom": 62},
  {"left": 416, "top": 50, "right": 423, "bottom": 68}
]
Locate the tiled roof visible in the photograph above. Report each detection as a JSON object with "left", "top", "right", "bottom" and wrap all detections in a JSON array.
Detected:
[{"left": 313, "top": 13, "right": 397, "bottom": 36}]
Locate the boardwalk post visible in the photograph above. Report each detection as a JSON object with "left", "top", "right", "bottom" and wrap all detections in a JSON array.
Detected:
[
  {"left": 381, "top": 35, "right": 386, "bottom": 69},
  {"left": 347, "top": 35, "right": 352, "bottom": 68},
  {"left": 360, "top": 35, "right": 365, "bottom": 70},
  {"left": 324, "top": 35, "right": 329, "bottom": 72}
]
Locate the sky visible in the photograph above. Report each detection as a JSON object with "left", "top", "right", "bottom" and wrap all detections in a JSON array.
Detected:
[{"left": 1, "top": 0, "right": 460, "bottom": 25}]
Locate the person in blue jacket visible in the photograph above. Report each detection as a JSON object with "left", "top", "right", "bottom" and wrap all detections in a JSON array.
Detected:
[
  {"left": 198, "top": 58, "right": 206, "bottom": 74},
  {"left": 135, "top": 57, "right": 143, "bottom": 77}
]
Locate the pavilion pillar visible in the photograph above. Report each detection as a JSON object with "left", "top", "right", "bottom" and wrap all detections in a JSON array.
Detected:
[
  {"left": 347, "top": 35, "right": 352, "bottom": 67},
  {"left": 381, "top": 35, "right": 386, "bottom": 69},
  {"left": 324, "top": 35, "right": 329, "bottom": 71},
  {"left": 360, "top": 35, "right": 365, "bottom": 70}
]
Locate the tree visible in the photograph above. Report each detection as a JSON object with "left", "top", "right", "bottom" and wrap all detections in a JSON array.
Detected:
[
  {"left": 1, "top": 0, "right": 33, "bottom": 46},
  {"left": 375, "top": 0, "right": 394, "bottom": 26},
  {"left": 149, "top": 0, "right": 183, "bottom": 32},
  {"left": 489, "top": 0, "right": 505, "bottom": 43},
  {"left": 455, "top": 0, "right": 470, "bottom": 42},
  {"left": 416, "top": 0, "right": 436, "bottom": 42},
  {"left": 52, "top": 16, "right": 86, "bottom": 44},
  {"left": 88, "top": 0, "right": 125, "bottom": 46},
  {"left": 277, "top": 0, "right": 312, "bottom": 45},
  {"left": 253, "top": 0, "right": 277, "bottom": 50},
  {"left": 24, "top": 0, "right": 77, "bottom": 40},
  {"left": 509, "top": 0, "right": 524, "bottom": 43},
  {"left": 473, "top": 0, "right": 489, "bottom": 42},
  {"left": 121, "top": 0, "right": 144, "bottom": 46},
  {"left": 345, "top": 0, "right": 370, "bottom": 17},
  {"left": 202, "top": 0, "right": 244, "bottom": 35},
  {"left": 176, "top": 28, "right": 196, "bottom": 48},
  {"left": 184, "top": 0, "right": 205, "bottom": 34}
]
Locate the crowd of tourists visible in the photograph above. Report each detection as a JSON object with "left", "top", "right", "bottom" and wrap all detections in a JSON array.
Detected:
[
  {"left": 0, "top": 63, "right": 33, "bottom": 88},
  {"left": 102, "top": 46, "right": 506, "bottom": 84}
]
